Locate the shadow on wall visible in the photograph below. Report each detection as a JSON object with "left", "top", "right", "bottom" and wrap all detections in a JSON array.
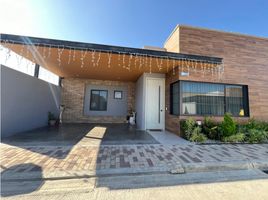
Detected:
[
  {"left": 1, "top": 163, "right": 44, "bottom": 197},
  {"left": 1, "top": 65, "right": 61, "bottom": 138}
]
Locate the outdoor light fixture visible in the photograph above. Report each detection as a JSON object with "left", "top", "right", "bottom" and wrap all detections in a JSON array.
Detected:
[
  {"left": 197, "top": 120, "right": 202, "bottom": 126},
  {"left": 180, "top": 71, "right": 189, "bottom": 76}
]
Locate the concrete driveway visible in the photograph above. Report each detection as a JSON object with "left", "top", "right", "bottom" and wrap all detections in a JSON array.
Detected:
[{"left": 2, "top": 123, "right": 160, "bottom": 146}]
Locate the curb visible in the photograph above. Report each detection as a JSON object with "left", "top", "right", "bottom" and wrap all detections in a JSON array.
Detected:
[
  {"left": 1, "top": 167, "right": 170, "bottom": 182},
  {"left": 180, "top": 160, "right": 268, "bottom": 173},
  {"left": 2, "top": 161, "right": 268, "bottom": 182}
]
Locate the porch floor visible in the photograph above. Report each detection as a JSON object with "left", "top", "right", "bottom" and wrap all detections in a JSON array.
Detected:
[{"left": 2, "top": 123, "right": 160, "bottom": 145}]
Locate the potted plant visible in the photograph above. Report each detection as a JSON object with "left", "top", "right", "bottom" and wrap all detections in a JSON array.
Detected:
[{"left": 48, "top": 112, "right": 56, "bottom": 126}]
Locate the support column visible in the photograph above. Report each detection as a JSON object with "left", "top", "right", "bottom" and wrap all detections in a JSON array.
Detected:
[
  {"left": 59, "top": 77, "right": 64, "bottom": 87},
  {"left": 34, "top": 64, "right": 40, "bottom": 77}
]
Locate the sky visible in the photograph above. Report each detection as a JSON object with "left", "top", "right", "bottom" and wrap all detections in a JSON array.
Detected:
[{"left": 1, "top": 0, "right": 268, "bottom": 48}]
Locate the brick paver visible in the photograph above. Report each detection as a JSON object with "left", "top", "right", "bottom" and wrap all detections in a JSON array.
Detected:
[{"left": 1, "top": 143, "right": 268, "bottom": 176}]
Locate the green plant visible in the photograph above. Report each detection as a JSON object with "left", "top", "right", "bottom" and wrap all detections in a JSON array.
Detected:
[
  {"left": 184, "top": 118, "right": 197, "bottom": 140},
  {"left": 245, "top": 119, "right": 268, "bottom": 131},
  {"left": 202, "top": 117, "right": 219, "bottom": 140},
  {"left": 245, "top": 129, "right": 268, "bottom": 143},
  {"left": 222, "top": 132, "right": 245, "bottom": 143},
  {"left": 189, "top": 127, "right": 207, "bottom": 143},
  {"left": 48, "top": 112, "right": 56, "bottom": 121},
  {"left": 219, "top": 113, "right": 237, "bottom": 137}
]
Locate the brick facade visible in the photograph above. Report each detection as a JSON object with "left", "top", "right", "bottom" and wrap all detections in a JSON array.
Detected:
[
  {"left": 61, "top": 78, "right": 135, "bottom": 123},
  {"left": 60, "top": 26, "right": 268, "bottom": 136},
  {"left": 164, "top": 26, "right": 268, "bottom": 135}
]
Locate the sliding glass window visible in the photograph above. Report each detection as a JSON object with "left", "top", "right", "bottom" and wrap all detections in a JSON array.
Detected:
[{"left": 170, "top": 81, "right": 249, "bottom": 117}]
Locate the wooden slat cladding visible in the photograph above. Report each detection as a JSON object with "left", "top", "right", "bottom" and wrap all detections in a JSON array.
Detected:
[
  {"left": 164, "top": 26, "right": 180, "bottom": 53},
  {"left": 165, "top": 26, "right": 268, "bottom": 134}
]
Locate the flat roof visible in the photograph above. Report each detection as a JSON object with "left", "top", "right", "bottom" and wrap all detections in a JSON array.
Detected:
[
  {"left": 1, "top": 33, "right": 223, "bottom": 81},
  {"left": 164, "top": 24, "right": 268, "bottom": 46},
  {"left": 1, "top": 33, "right": 222, "bottom": 63}
]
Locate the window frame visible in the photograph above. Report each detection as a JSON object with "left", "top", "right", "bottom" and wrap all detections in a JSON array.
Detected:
[
  {"left": 114, "top": 90, "right": 123, "bottom": 99},
  {"left": 170, "top": 80, "right": 249, "bottom": 117},
  {"left": 89, "top": 89, "right": 108, "bottom": 111}
]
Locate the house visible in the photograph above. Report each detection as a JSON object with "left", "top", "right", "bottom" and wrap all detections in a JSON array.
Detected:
[{"left": 1, "top": 25, "right": 268, "bottom": 136}]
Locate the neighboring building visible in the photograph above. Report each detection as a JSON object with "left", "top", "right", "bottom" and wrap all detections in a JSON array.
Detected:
[{"left": 1, "top": 25, "right": 268, "bottom": 136}]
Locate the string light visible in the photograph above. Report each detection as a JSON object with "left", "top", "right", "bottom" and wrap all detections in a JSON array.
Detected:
[
  {"left": 159, "top": 58, "right": 163, "bottom": 71},
  {"left": 80, "top": 50, "right": 87, "bottom": 68},
  {"left": 72, "top": 48, "right": 76, "bottom": 61},
  {"left": 139, "top": 54, "right": 142, "bottom": 69},
  {"left": 107, "top": 51, "right": 112, "bottom": 68},
  {"left": 5, "top": 47, "right": 11, "bottom": 63},
  {"left": 68, "top": 48, "right": 72, "bottom": 64},
  {"left": 91, "top": 50, "right": 96, "bottom": 67},
  {"left": 134, "top": 54, "right": 138, "bottom": 68},
  {"left": 41, "top": 45, "right": 46, "bottom": 59},
  {"left": 47, "top": 45, "right": 51, "bottom": 59},
  {"left": 145, "top": 55, "right": 148, "bottom": 69},
  {"left": 96, "top": 51, "right": 101, "bottom": 67},
  {"left": 18, "top": 44, "right": 25, "bottom": 65},
  {"left": 166, "top": 58, "right": 170, "bottom": 72},
  {"left": 122, "top": 53, "right": 125, "bottom": 68},
  {"left": 149, "top": 56, "right": 152, "bottom": 73},
  {"left": 172, "top": 59, "right": 175, "bottom": 75},
  {"left": 126, "top": 54, "right": 132, "bottom": 71},
  {"left": 57, "top": 45, "right": 64, "bottom": 66},
  {"left": 1, "top": 39, "right": 224, "bottom": 78}
]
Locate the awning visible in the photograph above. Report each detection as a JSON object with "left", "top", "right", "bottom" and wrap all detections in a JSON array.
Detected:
[{"left": 1, "top": 34, "right": 223, "bottom": 81}]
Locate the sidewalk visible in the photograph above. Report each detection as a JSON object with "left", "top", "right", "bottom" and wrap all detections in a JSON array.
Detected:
[{"left": 1, "top": 142, "right": 268, "bottom": 180}]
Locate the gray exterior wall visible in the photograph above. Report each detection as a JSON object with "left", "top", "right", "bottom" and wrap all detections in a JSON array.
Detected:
[
  {"left": 1, "top": 65, "right": 61, "bottom": 138},
  {"left": 84, "top": 84, "right": 128, "bottom": 117},
  {"left": 135, "top": 74, "right": 145, "bottom": 130}
]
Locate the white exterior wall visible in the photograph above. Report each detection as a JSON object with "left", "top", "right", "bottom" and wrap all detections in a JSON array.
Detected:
[{"left": 135, "top": 73, "right": 165, "bottom": 130}]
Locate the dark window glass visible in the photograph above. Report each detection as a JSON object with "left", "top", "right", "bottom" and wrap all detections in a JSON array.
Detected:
[
  {"left": 181, "top": 82, "right": 224, "bottom": 115},
  {"left": 90, "top": 90, "right": 108, "bottom": 111},
  {"left": 170, "top": 81, "right": 249, "bottom": 117},
  {"left": 225, "top": 85, "right": 244, "bottom": 116},
  {"left": 171, "top": 82, "right": 180, "bottom": 115}
]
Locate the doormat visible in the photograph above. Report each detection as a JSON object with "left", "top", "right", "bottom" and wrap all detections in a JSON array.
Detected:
[{"left": 148, "top": 129, "right": 162, "bottom": 131}]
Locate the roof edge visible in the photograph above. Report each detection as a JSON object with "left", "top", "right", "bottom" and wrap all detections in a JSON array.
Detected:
[
  {"left": 163, "top": 25, "right": 180, "bottom": 46},
  {"left": 178, "top": 24, "right": 268, "bottom": 41},
  {"left": 0, "top": 33, "right": 223, "bottom": 63}
]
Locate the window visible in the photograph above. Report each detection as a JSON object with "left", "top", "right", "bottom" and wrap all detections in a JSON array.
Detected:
[
  {"left": 90, "top": 90, "right": 108, "bottom": 111},
  {"left": 171, "top": 82, "right": 180, "bottom": 115},
  {"left": 170, "top": 81, "right": 249, "bottom": 117},
  {"left": 114, "top": 90, "right": 123, "bottom": 99}
]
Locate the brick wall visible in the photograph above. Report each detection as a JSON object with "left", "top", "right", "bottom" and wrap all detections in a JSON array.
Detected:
[
  {"left": 61, "top": 78, "right": 135, "bottom": 123},
  {"left": 165, "top": 26, "right": 268, "bottom": 135}
]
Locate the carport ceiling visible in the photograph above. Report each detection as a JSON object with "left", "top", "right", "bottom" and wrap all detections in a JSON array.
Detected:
[{"left": 1, "top": 34, "right": 222, "bottom": 81}]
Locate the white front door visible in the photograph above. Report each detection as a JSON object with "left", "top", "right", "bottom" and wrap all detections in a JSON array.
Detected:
[{"left": 145, "top": 78, "right": 165, "bottom": 130}]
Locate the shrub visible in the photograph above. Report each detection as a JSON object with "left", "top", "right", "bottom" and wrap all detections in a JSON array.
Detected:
[
  {"left": 222, "top": 132, "right": 245, "bottom": 143},
  {"left": 189, "top": 127, "right": 207, "bottom": 143},
  {"left": 219, "top": 113, "right": 237, "bottom": 137},
  {"left": 202, "top": 117, "right": 219, "bottom": 140},
  {"left": 245, "top": 129, "right": 268, "bottom": 143},
  {"left": 245, "top": 119, "right": 268, "bottom": 132},
  {"left": 184, "top": 118, "right": 197, "bottom": 140}
]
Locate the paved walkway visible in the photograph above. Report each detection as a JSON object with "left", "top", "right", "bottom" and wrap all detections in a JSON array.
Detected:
[{"left": 1, "top": 142, "right": 268, "bottom": 180}]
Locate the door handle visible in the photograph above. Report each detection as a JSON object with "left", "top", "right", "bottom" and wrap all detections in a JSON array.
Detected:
[{"left": 160, "top": 109, "right": 163, "bottom": 112}]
